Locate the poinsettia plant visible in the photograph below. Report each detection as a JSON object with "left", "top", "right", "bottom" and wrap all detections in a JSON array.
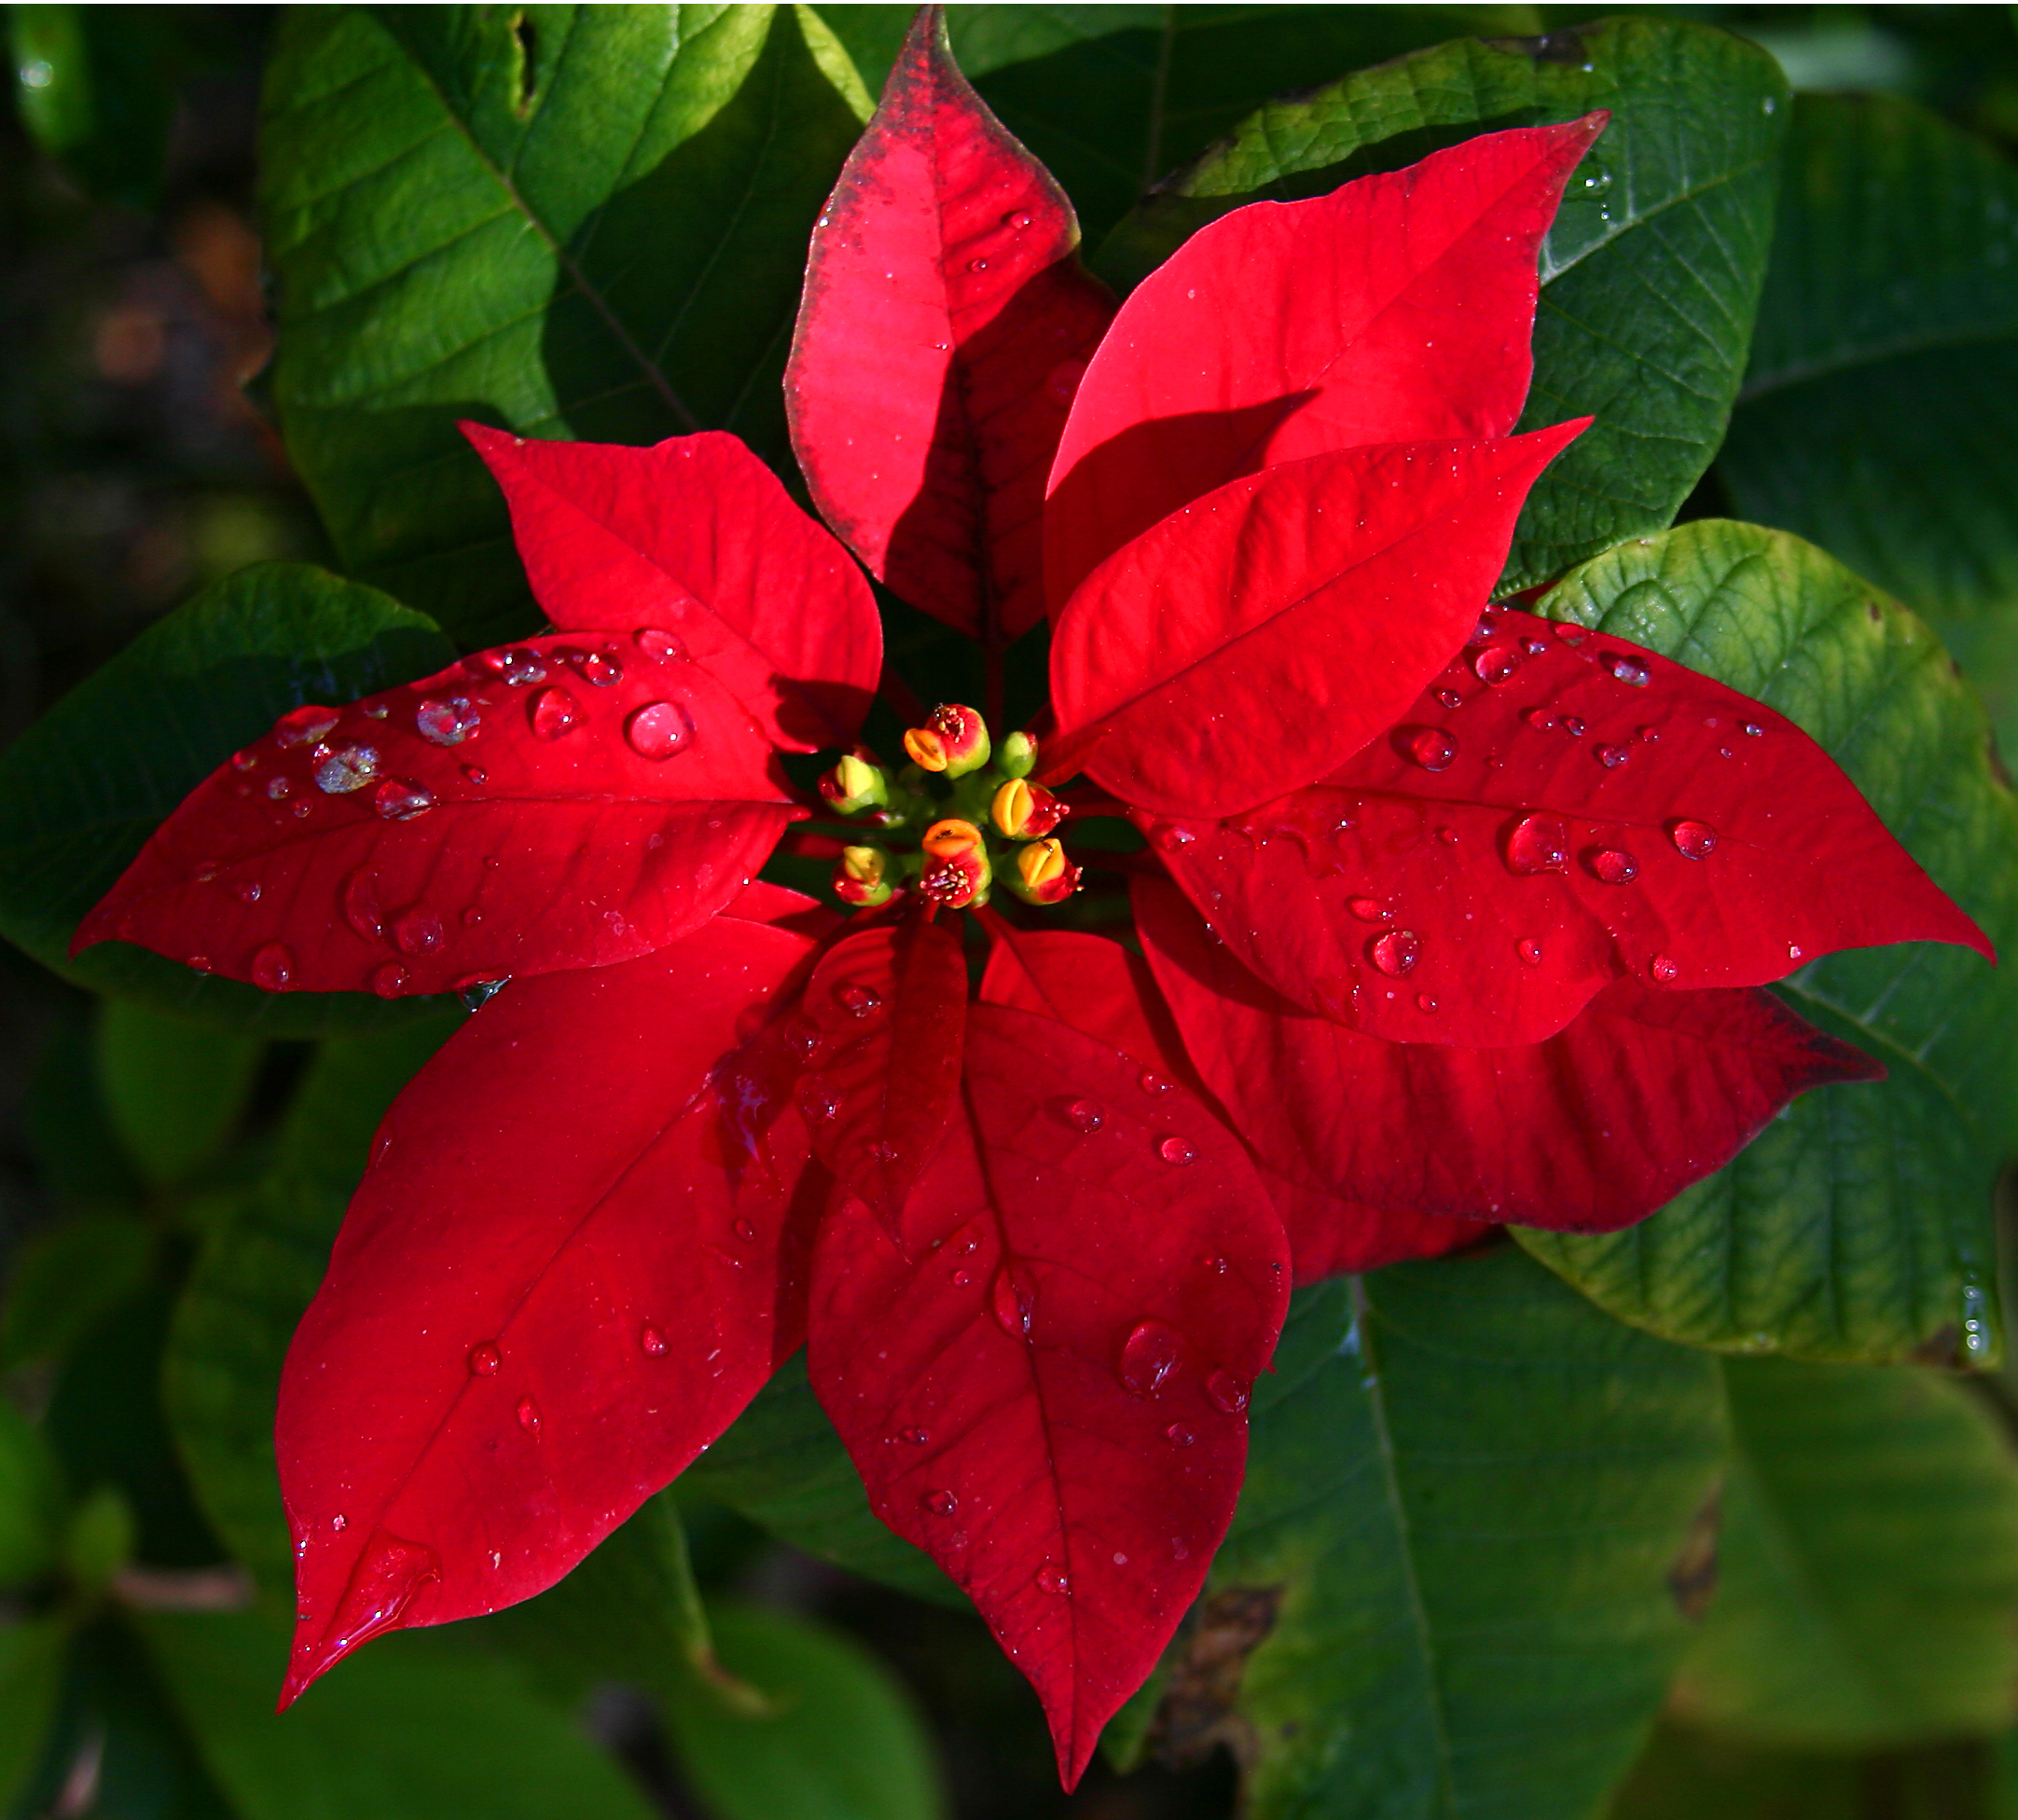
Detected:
[{"left": 61, "top": 7, "right": 1996, "bottom": 1790}]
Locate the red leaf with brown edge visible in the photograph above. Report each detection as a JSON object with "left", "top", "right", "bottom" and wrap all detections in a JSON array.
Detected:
[
  {"left": 1139, "top": 606, "right": 1994, "bottom": 1046},
  {"left": 1135, "top": 875, "right": 1884, "bottom": 1246},
  {"left": 981, "top": 922, "right": 1481, "bottom": 1280},
  {"left": 808, "top": 1002, "right": 1289, "bottom": 1787},
  {"left": 798, "top": 908, "right": 968, "bottom": 1232},
  {"left": 276, "top": 891, "right": 826, "bottom": 1705},
  {"left": 1043, "top": 117, "right": 1606, "bottom": 611},
  {"left": 786, "top": 7, "right": 1114, "bottom": 642},
  {"left": 74, "top": 633, "right": 801, "bottom": 998},
  {"left": 463, "top": 425, "right": 879, "bottom": 752},
  {"left": 1043, "top": 427, "right": 1586, "bottom": 819}
]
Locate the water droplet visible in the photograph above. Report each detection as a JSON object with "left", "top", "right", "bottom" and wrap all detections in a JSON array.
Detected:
[
  {"left": 1586, "top": 847, "right": 1639, "bottom": 885},
  {"left": 468, "top": 1342, "right": 501, "bottom": 1376},
  {"left": 1594, "top": 743, "right": 1630, "bottom": 769},
  {"left": 252, "top": 942, "right": 294, "bottom": 990},
  {"left": 785, "top": 1016, "right": 822, "bottom": 1057},
  {"left": 1120, "top": 1320, "right": 1182, "bottom": 1396},
  {"left": 1522, "top": 637, "right": 1549, "bottom": 655},
  {"left": 634, "top": 627, "right": 686, "bottom": 664},
  {"left": 1067, "top": 1097, "right": 1104, "bottom": 1133},
  {"left": 733, "top": 1217, "right": 758, "bottom": 1243},
  {"left": 626, "top": 699, "right": 696, "bottom": 759},
  {"left": 1651, "top": 953, "right": 1680, "bottom": 984},
  {"left": 374, "top": 778, "right": 436, "bottom": 820},
  {"left": 517, "top": 1397, "right": 541, "bottom": 1435},
  {"left": 393, "top": 907, "right": 444, "bottom": 955},
  {"left": 1553, "top": 623, "right": 1588, "bottom": 646},
  {"left": 867, "top": 1139, "right": 900, "bottom": 1164},
  {"left": 416, "top": 695, "right": 479, "bottom": 745},
  {"left": 341, "top": 870, "right": 383, "bottom": 941},
  {"left": 1522, "top": 706, "right": 1557, "bottom": 731},
  {"left": 1469, "top": 613, "right": 1496, "bottom": 644},
  {"left": 314, "top": 742, "right": 380, "bottom": 793},
  {"left": 1154, "top": 823, "right": 1197, "bottom": 852},
  {"left": 1437, "top": 825, "right": 1458, "bottom": 846},
  {"left": 1742, "top": 722, "right": 1763, "bottom": 738},
  {"left": 1669, "top": 819, "right": 1719, "bottom": 859},
  {"left": 529, "top": 686, "right": 582, "bottom": 739},
  {"left": 456, "top": 978, "right": 506, "bottom": 1010},
  {"left": 275, "top": 706, "right": 339, "bottom": 748},
  {"left": 1199, "top": 1255, "right": 1228, "bottom": 1275},
  {"left": 951, "top": 1268, "right": 974, "bottom": 1289},
  {"left": 567, "top": 648, "right": 623, "bottom": 687},
  {"left": 1788, "top": 943, "right": 1804, "bottom": 961},
  {"left": 1167, "top": 1423, "right": 1196, "bottom": 1447},
  {"left": 462, "top": 765, "right": 488, "bottom": 785},
  {"left": 797, "top": 1081, "right": 837, "bottom": 1123},
  {"left": 967, "top": 255, "right": 988, "bottom": 272},
  {"left": 640, "top": 1324, "right": 667, "bottom": 1357},
  {"left": 1369, "top": 929, "right": 1420, "bottom": 976},
  {"left": 1348, "top": 897, "right": 1391, "bottom": 923},
  {"left": 331, "top": 1513, "right": 347, "bottom": 1533},
  {"left": 1472, "top": 644, "right": 1522, "bottom": 685},
  {"left": 991, "top": 1263, "right": 1039, "bottom": 1339},
  {"left": 1405, "top": 726, "right": 1457, "bottom": 770},
  {"left": 188, "top": 954, "right": 214, "bottom": 972},
  {"left": 1504, "top": 813, "right": 1569, "bottom": 876},
  {"left": 1206, "top": 1370, "right": 1251, "bottom": 1414},
  {"left": 1561, "top": 714, "right": 1586, "bottom": 737},
  {"left": 837, "top": 983, "right": 880, "bottom": 1017},
  {"left": 1433, "top": 686, "right": 1464, "bottom": 709},
  {"left": 1158, "top": 1135, "right": 1197, "bottom": 1165},
  {"left": 1004, "top": 210, "right": 1032, "bottom": 229},
  {"left": 369, "top": 961, "right": 408, "bottom": 998},
  {"left": 1416, "top": 992, "right": 1438, "bottom": 1012},
  {"left": 1602, "top": 652, "right": 1651, "bottom": 686},
  {"left": 233, "top": 750, "right": 260, "bottom": 772},
  {"left": 1517, "top": 936, "right": 1544, "bottom": 966},
  {"left": 267, "top": 777, "right": 292, "bottom": 800},
  {"left": 1139, "top": 1069, "right": 1173, "bottom": 1096},
  {"left": 234, "top": 880, "right": 262, "bottom": 904},
  {"left": 1036, "top": 1562, "right": 1071, "bottom": 1596}
]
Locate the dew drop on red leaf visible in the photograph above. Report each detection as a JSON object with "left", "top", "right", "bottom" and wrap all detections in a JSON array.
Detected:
[
  {"left": 1118, "top": 1320, "right": 1182, "bottom": 1396},
  {"left": 624, "top": 699, "right": 694, "bottom": 759},
  {"left": 528, "top": 686, "right": 582, "bottom": 740},
  {"left": 252, "top": 942, "right": 294, "bottom": 990},
  {"left": 1671, "top": 818, "right": 1720, "bottom": 859},
  {"left": 467, "top": 1343, "right": 501, "bottom": 1377}
]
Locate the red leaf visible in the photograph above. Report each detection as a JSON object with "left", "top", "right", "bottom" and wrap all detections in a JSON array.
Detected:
[
  {"left": 1044, "top": 427, "right": 1585, "bottom": 818},
  {"left": 786, "top": 7, "right": 1114, "bottom": 641},
  {"left": 75, "top": 634, "right": 802, "bottom": 997},
  {"left": 799, "top": 909, "right": 969, "bottom": 1231},
  {"left": 1044, "top": 118, "right": 1606, "bottom": 610},
  {"left": 1140, "top": 607, "right": 1994, "bottom": 1044},
  {"left": 1135, "top": 875, "right": 1884, "bottom": 1248},
  {"left": 276, "top": 898, "right": 824, "bottom": 1703},
  {"left": 985, "top": 919, "right": 1484, "bottom": 1280},
  {"left": 463, "top": 425, "right": 880, "bottom": 751},
  {"left": 808, "top": 1002, "right": 1289, "bottom": 1786}
]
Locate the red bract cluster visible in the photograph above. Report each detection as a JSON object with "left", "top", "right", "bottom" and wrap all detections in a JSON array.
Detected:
[{"left": 77, "top": 7, "right": 1988, "bottom": 1787}]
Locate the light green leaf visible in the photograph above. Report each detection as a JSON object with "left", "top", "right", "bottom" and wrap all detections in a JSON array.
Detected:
[
  {"left": 664, "top": 1601, "right": 947, "bottom": 1820},
  {"left": 95, "top": 1002, "right": 263, "bottom": 1190},
  {"left": 1517, "top": 521, "right": 2018, "bottom": 1365},
  {"left": 0, "top": 1402, "right": 63, "bottom": 1592},
  {"left": 0, "top": 1208, "right": 157, "bottom": 1372},
  {"left": 0, "top": 560, "right": 455, "bottom": 1037},
  {"left": 261, "top": 3, "right": 870, "bottom": 648},
  {"left": 1674, "top": 1358, "right": 2018, "bottom": 1749},
  {"left": 0, "top": 1619, "right": 70, "bottom": 1816},
  {"left": 1093, "top": 16, "right": 1788, "bottom": 593},
  {"left": 1196, "top": 1247, "right": 1726, "bottom": 1820},
  {"left": 137, "top": 1609, "right": 658, "bottom": 1820}
]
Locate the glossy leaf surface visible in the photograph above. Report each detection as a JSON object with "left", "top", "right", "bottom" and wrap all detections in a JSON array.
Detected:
[
  {"left": 1517, "top": 523, "right": 2018, "bottom": 1365},
  {"left": 1045, "top": 427, "right": 1583, "bottom": 819},
  {"left": 788, "top": 7, "right": 1114, "bottom": 641},
  {"left": 1673, "top": 1358, "right": 2018, "bottom": 1748},
  {"left": 1145, "top": 602, "right": 1985, "bottom": 1046},
  {"left": 260, "top": 5, "right": 869, "bottom": 646},
  {"left": 1200, "top": 1252, "right": 1726, "bottom": 1820},
  {"left": 1044, "top": 118, "right": 1599, "bottom": 609},
  {"left": 809, "top": 1002, "right": 1289, "bottom": 1786},
  {"left": 277, "top": 902, "right": 823, "bottom": 1701},
  {"left": 466, "top": 426, "right": 879, "bottom": 751},
  {"left": 1136, "top": 876, "right": 1877, "bottom": 1251},
  {"left": 0, "top": 562, "right": 452, "bottom": 1033},
  {"left": 77, "top": 630, "right": 800, "bottom": 1000},
  {"left": 1096, "top": 17, "right": 1787, "bottom": 592}
]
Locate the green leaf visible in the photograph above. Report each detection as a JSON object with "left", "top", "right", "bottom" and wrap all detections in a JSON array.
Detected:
[
  {"left": 1093, "top": 16, "right": 1788, "bottom": 593},
  {"left": 1607, "top": 1722, "right": 1988, "bottom": 1820},
  {"left": 0, "top": 1620, "right": 70, "bottom": 1816},
  {"left": 260, "top": 3, "right": 870, "bottom": 649},
  {"left": 948, "top": 4, "right": 1541, "bottom": 243},
  {"left": 0, "top": 560, "right": 455, "bottom": 1037},
  {"left": 0, "top": 1402, "right": 63, "bottom": 1591},
  {"left": 1516, "top": 520, "right": 2018, "bottom": 1365},
  {"left": 1720, "top": 95, "right": 2018, "bottom": 627},
  {"left": 1193, "top": 1247, "right": 1726, "bottom": 1820},
  {"left": 663, "top": 1601, "right": 947, "bottom": 1820},
  {"left": 95, "top": 1002, "right": 263, "bottom": 1190},
  {"left": 62, "top": 1486, "right": 137, "bottom": 1596},
  {"left": 0, "top": 1209, "right": 157, "bottom": 1372},
  {"left": 136, "top": 1609, "right": 658, "bottom": 1820},
  {"left": 1674, "top": 1358, "right": 2018, "bottom": 1749},
  {"left": 684, "top": 1355, "right": 963, "bottom": 1609},
  {"left": 163, "top": 1017, "right": 458, "bottom": 1600}
]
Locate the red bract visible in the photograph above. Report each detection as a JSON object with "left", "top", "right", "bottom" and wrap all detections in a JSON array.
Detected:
[{"left": 71, "top": 12, "right": 1992, "bottom": 1792}]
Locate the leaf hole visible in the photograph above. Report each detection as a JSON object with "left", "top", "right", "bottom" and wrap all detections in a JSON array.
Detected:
[{"left": 509, "top": 11, "right": 537, "bottom": 117}]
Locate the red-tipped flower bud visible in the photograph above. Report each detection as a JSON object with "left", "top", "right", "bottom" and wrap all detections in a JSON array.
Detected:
[
  {"left": 819, "top": 751, "right": 888, "bottom": 815},
  {"left": 833, "top": 844, "right": 894, "bottom": 908},
  {"left": 903, "top": 704, "right": 991, "bottom": 779},
  {"left": 1009, "top": 837, "right": 1081, "bottom": 906},
  {"left": 989, "top": 778, "right": 1067, "bottom": 840},
  {"left": 918, "top": 818, "right": 990, "bottom": 908},
  {"left": 998, "top": 730, "right": 1038, "bottom": 779}
]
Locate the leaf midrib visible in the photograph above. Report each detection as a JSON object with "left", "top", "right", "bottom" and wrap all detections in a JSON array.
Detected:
[{"left": 1739, "top": 322, "right": 2018, "bottom": 403}]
